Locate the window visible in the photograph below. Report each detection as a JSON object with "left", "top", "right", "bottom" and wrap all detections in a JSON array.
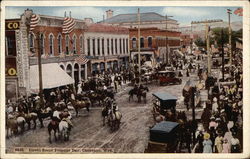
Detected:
[
  {"left": 92, "top": 39, "right": 95, "bottom": 56},
  {"left": 107, "top": 38, "right": 110, "bottom": 55},
  {"left": 29, "top": 33, "right": 34, "bottom": 49},
  {"left": 102, "top": 38, "right": 104, "bottom": 55},
  {"left": 5, "top": 33, "right": 16, "bottom": 56},
  {"left": 111, "top": 39, "right": 113, "bottom": 55},
  {"left": 126, "top": 39, "right": 129, "bottom": 53},
  {"left": 148, "top": 37, "right": 153, "bottom": 48},
  {"left": 80, "top": 36, "right": 83, "bottom": 53},
  {"left": 87, "top": 38, "right": 90, "bottom": 56},
  {"left": 115, "top": 39, "right": 117, "bottom": 54},
  {"left": 97, "top": 38, "right": 100, "bottom": 55},
  {"left": 49, "top": 34, "right": 53, "bottom": 55},
  {"left": 140, "top": 37, "right": 144, "bottom": 48},
  {"left": 132, "top": 38, "right": 136, "bottom": 49},
  {"left": 40, "top": 33, "right": 45, "bottom": 55},
  {"left": 73, "top": 35, "right": 77, "bottom": 54},
  {"left": 120, "top": 39, "right": 122, "bottom": 53},
  {"left": 123, "top": 39, "right": 125, "bottom": 54},
  {"left": 58, "top": 34, "right": 62, "bottom": 53},
  {"left": 65, "top": 35, "right": 69, "bottom": 55}
]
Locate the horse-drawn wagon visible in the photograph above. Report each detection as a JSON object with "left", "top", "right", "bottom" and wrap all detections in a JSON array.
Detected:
[
  {"left": 145, "top": 121, "right": 180, "bottom": 153},
  {"left": 152, "top": 92, "right": 177, "bottom": 121}
]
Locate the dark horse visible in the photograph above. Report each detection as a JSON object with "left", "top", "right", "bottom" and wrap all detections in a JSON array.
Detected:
[
  {"left": 48, "top": 119, "right": 59, "bottom": 143},
  {"left": 128, "top": 87, "right": 138, "bottom": 101},
  {"left": 35, "top": 107, "right": 53, "bottom": 128},
  {"left": 137, "top": 86, "right": 149, "bottom": 103}
]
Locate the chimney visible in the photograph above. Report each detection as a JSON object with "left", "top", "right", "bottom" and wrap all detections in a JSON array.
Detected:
[{"left": 106, "top": 9, "right": 113, "bottom": 19}]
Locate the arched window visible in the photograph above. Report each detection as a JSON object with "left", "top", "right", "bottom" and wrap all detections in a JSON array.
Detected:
[
  {"left": 58, "top": 34, "right": 62, "bottom": 54},
  {"left": 73, "top": 35, "right": 77, "bottom": 54},
  {"left": 140, "top": 37, "right": 144, "bottom": 48},
  {"left": 80, "top": 36, "right": 83, "bottom": 53},
  {"left": 29, "top": 33, "right": 34, "bottom": 50},
  {"left": 66, "top": 64, "right": 72, "bottom": 77},
  {"left": 40, "top": 33, "right": 45, "bottom": 55},
  {"left": 148, "top": 37, "right": 153, "bottom": 48},
  {"left": 132, "top": 38, "right": 136, "bottom": 49},
  {"left": 65, "top": 35, "right": 69, "bottom": 55},
  {"left": 49, "top": 34, "right": 54, "bottom": 55}
]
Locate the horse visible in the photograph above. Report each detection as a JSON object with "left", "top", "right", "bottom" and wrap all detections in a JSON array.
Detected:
[
  {"left": 6, "top": 114, "right": 26, "bottom": 138},
  {"left": 48, "top": 119, "right": 59, "bottom": 143},
  {"left": 128, "top": 88, "right": 137, "bottom": 102},
  {"left": 34, "top": 107, "right": 53, "bottom": 128},
  {"left": 137, "top": 86, "right": 149, "bottom": 103},
  {"left": 69, "top": 94, "right": 91, "bottom": 117},
  {"left": 108, "top": 108, "right": 122, "bottom": 131},
  {"left": 23, "top": 112, "right": 38, "bottom": 129},
  {"left": 59, "top": 119, "right": 70, "bottom": 141}
]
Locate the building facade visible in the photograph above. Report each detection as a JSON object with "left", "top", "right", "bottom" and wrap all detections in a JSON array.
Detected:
[{"left": 84, "top": 24, "right": 130, "bottom": 75}]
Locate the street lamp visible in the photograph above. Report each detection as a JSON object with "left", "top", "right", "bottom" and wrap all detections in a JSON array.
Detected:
[{"left": 165, "top": 14, "right": 173, "bottom": 65}]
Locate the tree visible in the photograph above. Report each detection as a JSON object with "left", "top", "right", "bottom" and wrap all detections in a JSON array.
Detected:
[{"left": 195, "top": 37, "right": 206, "bottom": 48}]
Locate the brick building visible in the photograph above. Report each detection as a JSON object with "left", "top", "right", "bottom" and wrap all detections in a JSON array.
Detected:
[{"left": 129, "top": 27, "right": 181, "bottom": 65}]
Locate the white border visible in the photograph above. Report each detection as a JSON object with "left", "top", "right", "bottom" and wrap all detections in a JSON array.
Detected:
[{"left": 1, "top": 1, "right": 250, "bottom": 159}]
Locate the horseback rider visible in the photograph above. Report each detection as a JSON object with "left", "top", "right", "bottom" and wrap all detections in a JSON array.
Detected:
[
  {"left": 52, "top": 106, "right": 61, "bottom": 123},
  {"left": 60, "top": 108, "right": 73, "bottom": 131}
]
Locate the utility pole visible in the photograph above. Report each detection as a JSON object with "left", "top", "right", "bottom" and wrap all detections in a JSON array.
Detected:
[
  {"left": 227, "top": 9, "right": 232, "bottom": 65},
  {"left": 37, "top": 32, "right": 44, "bottom": 108},
  {"left": 165, "top": 14, "right": 173, "bottom": 65},
  {"left": 221, "top": 29, "right": 225, "bottom": 82},
  {"left": 138, "top": 8, "right": 141, "bottom": 84},
  {"left": 191, "top": 19, "right": 223, "bottom": 75}
]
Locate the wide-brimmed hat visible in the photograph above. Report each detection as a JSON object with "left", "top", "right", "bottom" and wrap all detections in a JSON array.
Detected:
[
  {"left": 210, "top": 116, "right": 215, "bottom": 120},
  {"left": 216, "top": 118, "right": 221, "bottom": 121},
  {"left": 204, "top": 133, "right": 210, "bottom": 140}
]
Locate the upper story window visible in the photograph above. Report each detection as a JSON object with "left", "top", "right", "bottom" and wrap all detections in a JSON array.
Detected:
[
  {"left": 87, "top": 38, "right": 90, "bottom": 56},
  {"left": 107, "top": 38, "right": 110, "bottom": 55},
  {"left": 58, "top": 34, "right": 62, "bottom": 54},
  {"left": 40, "top": 33, "right": 45, "bottom": 55},
  {"left": 111, "top": 39, "right": 113, "bottom": 55},
  {"left": 132, "top": 38, "right": 136, "bottom": 49},
  {"left": 97, "top": 38, "right": 100, "bottom": 55},
  {"left": 92, "top": 38, "right": 96, "bottom": 56},
  {"left": 29, "top": 33, "right": 34, "bottom": 50},
  {"left": 73, "top": 35, "right": 77, "bottom": 54},
  {"left": 119, "top": 38, "right": 122, "bottom": 53},
  {"left": 80, "top": 36, "right": 83, "bottom": 53},
  {"left": 115, "top": 39, "right": 117, "bottom": 54},
  {"left": 49, "top": 34, "right": 54, "bottom": 55},
  {"left": 102, "top": 38, "right": 104, "bottom": 55},
  {"left": 65, "top": 35, "right": 69, "bottom": 55},
  {"left": 140, "top": 37, "right": 144, "bottom": 48},
  {"left": 148, "top": 37, "right": 153, "bottom": 48}
]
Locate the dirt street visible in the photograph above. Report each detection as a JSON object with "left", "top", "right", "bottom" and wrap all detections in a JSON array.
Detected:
[{"left": 6, "top": 75, "right": 201, "bottom": 153}]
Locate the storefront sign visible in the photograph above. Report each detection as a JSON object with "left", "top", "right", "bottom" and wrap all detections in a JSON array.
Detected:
[{"left": 6, "top": 21, "right": 20, "bottom": 30}]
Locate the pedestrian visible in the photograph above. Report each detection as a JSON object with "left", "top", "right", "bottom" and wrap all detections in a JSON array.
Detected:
[
  {"left": 214, "top": 131, "right": 223, "bottom": 153},
  {"left": 203, "top": 133, "right": 213, "bottom": 153},
  {"left": 212, "top": 97, "right": 219, "bottom": 114},
  {"left": 230, "top": 134, "right": 241, "bottom": 153},
  {"left": 222, "top": 138, "right": 230, "bottom": 153}
]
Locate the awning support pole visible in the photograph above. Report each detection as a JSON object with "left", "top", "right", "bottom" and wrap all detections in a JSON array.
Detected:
[{"left": 37, "top": 32, "right": 44, "bottom": 108}]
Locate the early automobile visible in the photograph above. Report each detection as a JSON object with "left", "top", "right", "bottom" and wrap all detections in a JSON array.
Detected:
[{"left": 157, "top": 71, "right": 182, "bottom": 86}]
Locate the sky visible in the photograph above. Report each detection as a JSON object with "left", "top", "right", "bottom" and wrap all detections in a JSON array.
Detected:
[{"left": 5, "top": 6, "right": 243, "bottom": 26}]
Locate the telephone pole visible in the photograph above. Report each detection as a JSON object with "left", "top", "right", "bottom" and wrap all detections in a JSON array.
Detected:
[
  {"left": 227, "top": 9, "right": 232, "bottom": 65},
  {"left": 137, "top": 8, "right": 141, "bottom": 84},
  {"left": 191, "top": 19, "right": 223, "bottom": 75}
]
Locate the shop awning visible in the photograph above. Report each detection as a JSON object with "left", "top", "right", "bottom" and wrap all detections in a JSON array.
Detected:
[{"left": 30, "top": 63, "right": 74, "bottom": 91}]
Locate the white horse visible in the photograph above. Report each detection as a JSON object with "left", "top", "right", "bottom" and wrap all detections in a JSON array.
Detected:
[{"left": 59, "top": 119, "right": 69, "bottom": 141}]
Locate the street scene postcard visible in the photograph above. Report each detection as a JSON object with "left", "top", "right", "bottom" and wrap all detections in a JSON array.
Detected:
[{"left": 1, "top": 1, "right": 250, "bottom": 159}]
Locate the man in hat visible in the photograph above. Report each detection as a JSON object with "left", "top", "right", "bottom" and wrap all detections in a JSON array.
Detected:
[{"left": 60, "top": 108, "right": 73, "bottom": 131}]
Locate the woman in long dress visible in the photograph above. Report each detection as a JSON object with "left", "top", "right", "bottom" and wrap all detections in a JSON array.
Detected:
[{"left": 203, "top": 133, "right": 213, "bottom": 153}]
